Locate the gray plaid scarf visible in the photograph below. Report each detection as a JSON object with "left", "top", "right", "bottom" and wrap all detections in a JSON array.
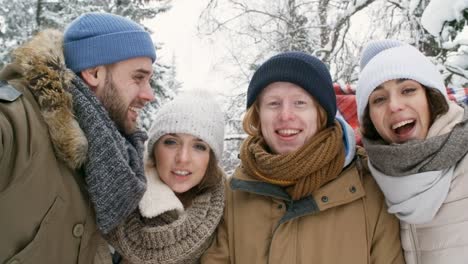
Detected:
[{"left": 69, "top": 77, "right": 147, "bottom": 234}]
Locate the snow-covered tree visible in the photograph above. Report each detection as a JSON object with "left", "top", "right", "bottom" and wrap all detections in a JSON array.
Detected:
[
  {"left": 421, "top": 0, "right": 468, "bottom": 94},
  {"left": 366, "top": 0, "right": 468, "bottom": 103},
  {"left": 199, "top": 0, "right": 374, "bottom": 83},
  {"left": 165, "top": 52, "right": 183, "bottom": 94},
  {"left": 220, "top": 93, "right": 246, "bottom": 175}
]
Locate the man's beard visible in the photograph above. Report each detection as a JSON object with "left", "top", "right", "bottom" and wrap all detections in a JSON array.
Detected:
[{"left": 99, "top": 72, "right": 136, "bottom": 135}]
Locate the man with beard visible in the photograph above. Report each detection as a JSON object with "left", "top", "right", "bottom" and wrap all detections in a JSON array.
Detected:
[{"left": 0, "top": 12, "right": 156, "bottom": 263}]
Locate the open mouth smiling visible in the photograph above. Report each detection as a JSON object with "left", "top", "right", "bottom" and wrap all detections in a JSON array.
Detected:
[
  {"left": 392, "top": 119, "right": 415, "bottom": 134},
  {"left": 276, "top": 129, "right": 301, "bottom": 137}
]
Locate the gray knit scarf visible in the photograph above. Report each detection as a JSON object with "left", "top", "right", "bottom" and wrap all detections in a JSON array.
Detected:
[
  {"left": 363, "top": 104, "right": 468, "bottom": 223},
  {"left": 107, "top": 180, "right": 225, "bottom": 264},
  {"left": 363, "top": 104, "right": 468, "bottom": 176},
  {"left": 69, "top": 77, "right": 147, "bottom": 234}
]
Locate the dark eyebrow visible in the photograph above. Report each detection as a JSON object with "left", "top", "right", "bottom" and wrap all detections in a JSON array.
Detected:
[{"left": 375, "top": 78, "right": 407, "bottom": 90}]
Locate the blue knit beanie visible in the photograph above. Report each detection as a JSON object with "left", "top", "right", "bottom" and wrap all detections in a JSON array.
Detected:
[
  {"left": 247, "top": 51, "right": 336, "bottom": 127},
  {"left": 63, "top": 12, "right": 156, "bottom": 73}
]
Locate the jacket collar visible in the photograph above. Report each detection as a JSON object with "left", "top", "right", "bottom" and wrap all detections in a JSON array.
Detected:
[{"left": 231, "top": 159, "right": 366, "bottom": 222}]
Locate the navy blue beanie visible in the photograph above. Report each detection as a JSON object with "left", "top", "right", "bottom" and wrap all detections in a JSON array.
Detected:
[
  {"left": 247, "top": 51, "right": 336, "bottom": 127},
  {"left": 63, "top": 12, "right": 157, "bottom": 73}
]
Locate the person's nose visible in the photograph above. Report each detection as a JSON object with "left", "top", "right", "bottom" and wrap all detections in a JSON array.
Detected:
[
  {"left": 139, "top": 81, "right": 155, "bottom": 103},
  {"left": 279, "top": 104, "right": 295, "bottom": 121},
  {"left": 176, "top": 146, "right": 191, "bottom": 164},
  {"left": 388, "top": 96, "right": 404, "bottom": 112}
]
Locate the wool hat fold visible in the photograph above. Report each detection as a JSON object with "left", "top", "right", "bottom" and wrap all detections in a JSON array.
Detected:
[
  {"left": 146, "top": 90, "right": 225, "bottom": 162},
  {"left": 356, "top": 39, "right": 448, "bottom": 123},
  {"left": 63, "top": 12, "right": 156, "bottom": 73},
  {"left": 247, "top": 51, "right": 336, "bottom": 127}
]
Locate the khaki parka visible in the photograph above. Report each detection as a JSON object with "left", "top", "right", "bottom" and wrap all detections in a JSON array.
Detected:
[
  {"left": 0, "top": 30, "right": 110, "bottom": 263},
  {"left": 201, "top": 150, "right": 405, "bottom": 264}
]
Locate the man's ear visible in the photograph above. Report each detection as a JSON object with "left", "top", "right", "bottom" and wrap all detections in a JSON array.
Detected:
[{"left": 80, "top": 66, "right": 106, "bottom": 91}]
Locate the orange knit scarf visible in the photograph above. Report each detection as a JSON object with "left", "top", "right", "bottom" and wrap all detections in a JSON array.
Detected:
[{"left": 240, "top": 121, "right": 345, "bottom": 200}]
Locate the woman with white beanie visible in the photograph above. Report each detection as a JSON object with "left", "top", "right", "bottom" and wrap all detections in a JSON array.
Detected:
[
  {"left": 106, "top": 90, "right": 226, "bottom": 264},
  {"left": 356, "top": 39, "right": 468, "bottom": 264}
]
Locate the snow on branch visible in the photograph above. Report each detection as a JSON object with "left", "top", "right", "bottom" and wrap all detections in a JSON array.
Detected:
[{"left": 421, "top": 0, "right": 468, "bottom": 36}]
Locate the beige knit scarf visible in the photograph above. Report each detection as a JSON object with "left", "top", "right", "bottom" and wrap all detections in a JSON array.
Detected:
[
  {"left": 240, "top": 121, "right": 345, "bottom": 200},
  {"left": 106, "top": 179, "right": 224, "bottom": 264}
]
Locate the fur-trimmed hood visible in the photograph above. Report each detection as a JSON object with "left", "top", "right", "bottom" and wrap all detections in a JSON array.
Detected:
[{"left": 0, "top": 29, "right": 87, "bottom": 169}]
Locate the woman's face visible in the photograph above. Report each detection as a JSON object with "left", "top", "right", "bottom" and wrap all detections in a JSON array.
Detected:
[
  {"left": 258, "top": 82, "right": 319, "bottom": 154},
  {"left": 154, "top": 133, "right": 210, "bottom": 193},
  {"left": 368, "top": 79, "right": 430, "bottom": 144}
]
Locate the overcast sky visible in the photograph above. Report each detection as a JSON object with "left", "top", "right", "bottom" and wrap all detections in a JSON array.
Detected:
[{"left": 146, "top": 0, "right": 229, "bottom": 94}]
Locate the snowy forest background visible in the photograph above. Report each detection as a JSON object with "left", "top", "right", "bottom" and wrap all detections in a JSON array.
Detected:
[{"left": 1, "top": 0, "right": 467, "bottom": 174}]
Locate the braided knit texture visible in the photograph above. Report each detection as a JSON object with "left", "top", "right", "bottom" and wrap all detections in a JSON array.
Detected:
[
  {"left": 107, "top": 179, "right": 225, "bottom": 264},
  {"left": 70, "top": 77, "right": 147, "bottom": 234},
  {"left": 240, "top": 121, "right": 345, "bottom": 200}
]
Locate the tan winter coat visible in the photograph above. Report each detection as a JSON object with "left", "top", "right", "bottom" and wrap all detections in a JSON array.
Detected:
[
  {"left": 0, "top": 30, "right": 111, "bottom": 263},
  {"left": 201, "top": 150, "right": 405, "bottom": 264}
]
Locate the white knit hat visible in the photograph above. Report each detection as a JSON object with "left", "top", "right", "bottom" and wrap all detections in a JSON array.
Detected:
[
  {"left": 356, "top": 39, "right": 448, "bottom": 124},
  {"left": 146, "top": 90, "right": 225, "bottom": 162}
]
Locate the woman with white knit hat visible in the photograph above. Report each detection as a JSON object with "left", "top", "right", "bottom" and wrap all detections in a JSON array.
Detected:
[
  {"left": 356, "top": 39, "right": 468, "bottom": 264},
  {"left": 106, "top": 90, "right": 226, "bottom": 264}
]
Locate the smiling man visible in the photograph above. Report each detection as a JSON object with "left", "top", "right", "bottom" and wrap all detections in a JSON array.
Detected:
[{"left": 0, "top": 12, "right": 156, "bottom": 264}]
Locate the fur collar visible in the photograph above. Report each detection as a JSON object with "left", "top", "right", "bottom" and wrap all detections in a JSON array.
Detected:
[
  {"left": 139, "top": 152, "right": 184, "bottom": 218},
  {"left": 3, "top": 29, "right": 88, "bottom": 169}
]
